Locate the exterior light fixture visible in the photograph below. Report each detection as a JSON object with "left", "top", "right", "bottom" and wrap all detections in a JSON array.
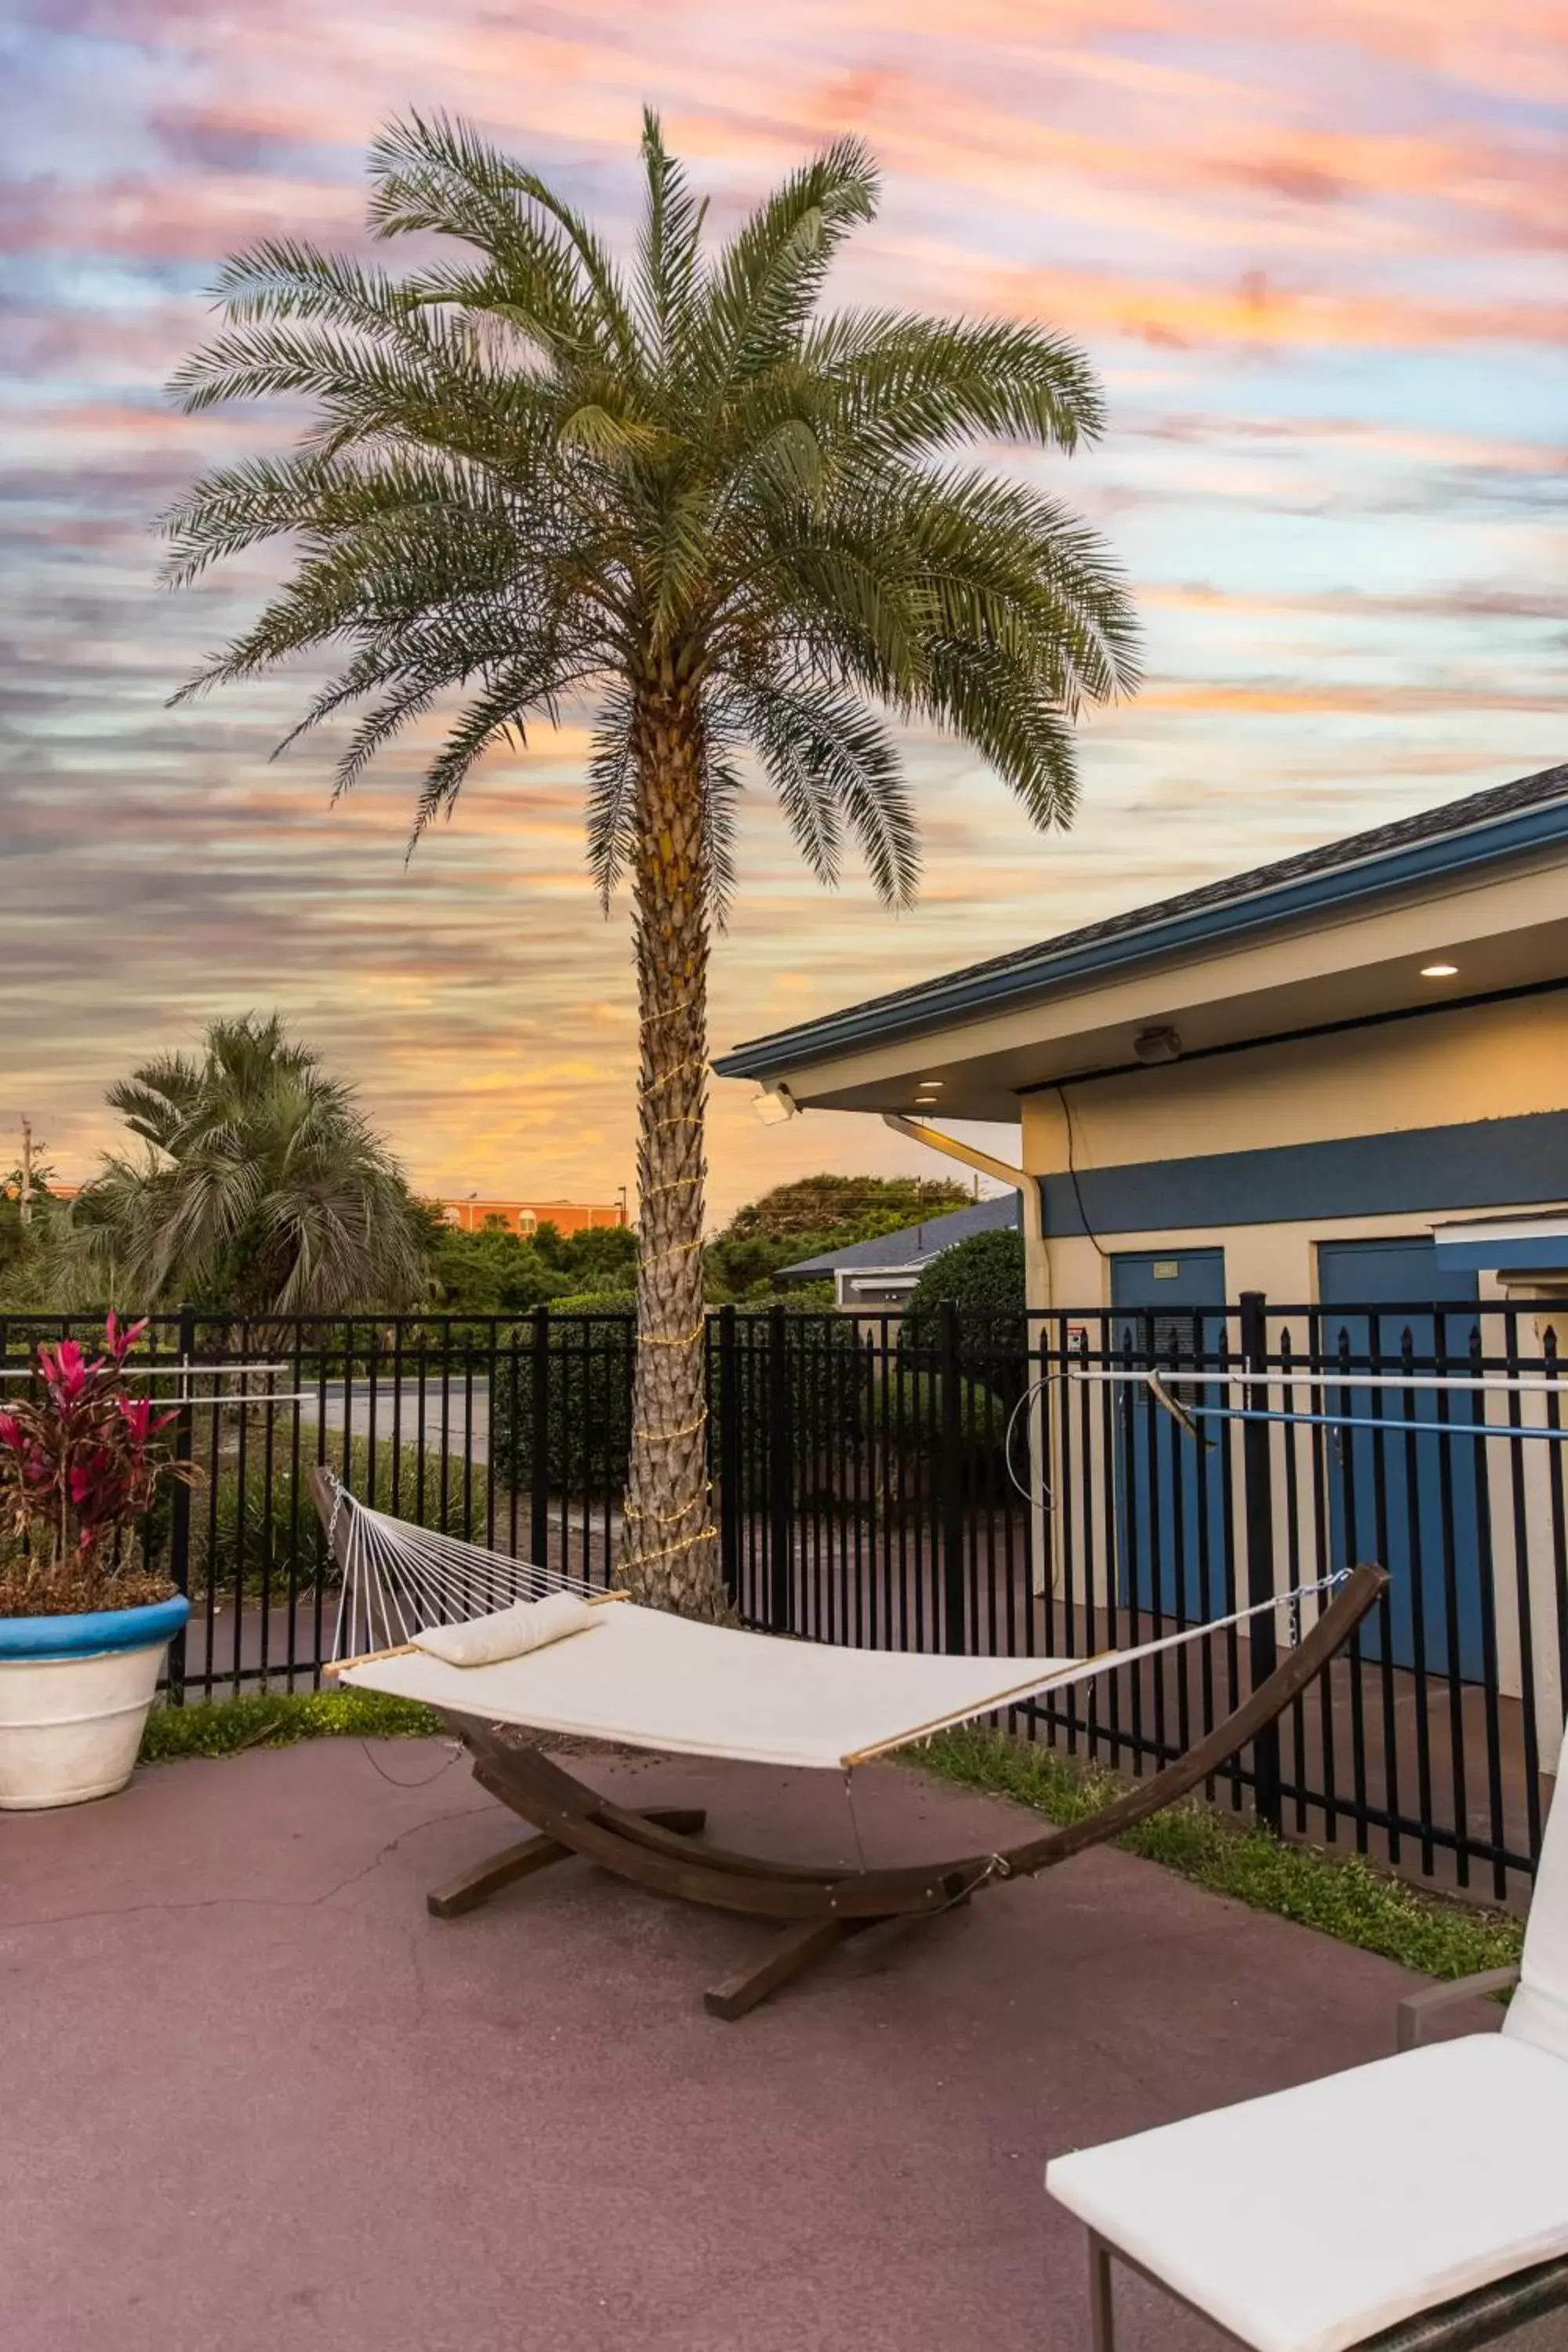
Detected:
[
  {"left": 1133, "top": 1025, "right": 1182, "bottom": 1065},
  {"left": 1420, "top": 963, "right": 1458, "bottom": 978}
]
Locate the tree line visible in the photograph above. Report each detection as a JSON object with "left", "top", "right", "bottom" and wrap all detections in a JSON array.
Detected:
[{"left": 2, "top": 1015, "right": 977, "bottom": 1319}]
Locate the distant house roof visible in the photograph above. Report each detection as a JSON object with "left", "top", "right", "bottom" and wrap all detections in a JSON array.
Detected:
[
  {"left": 716, "top": 760, "right": 1568, "bottom": 1079},
  {"left": 782, "top": 1191, "right": 1019, "bottom": 1279}
]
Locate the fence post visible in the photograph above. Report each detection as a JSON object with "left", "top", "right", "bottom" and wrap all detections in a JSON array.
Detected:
[
  {"left": 166, "top": 1301, "right": 196, "bottom": 1707},
  {"left": 717, "top": 1304, "right": 740, "bottom": 1609},
  {"left": 1239, "top": 1289, "right": 1282, "bottom": 1833},
  {"left": 767, "top": 1303, "right": 793, "bottom": 1632},
  {"left": 529, "top": 1306, "right": 550, "bottom": 1570},
  {"left": 940, "top": 1298, "right": 967, "bottom": 1653}
]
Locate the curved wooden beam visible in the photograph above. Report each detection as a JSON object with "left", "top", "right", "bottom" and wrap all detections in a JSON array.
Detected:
[
  {"left": 305, "top": 1472, "right": 1388, "bottom": 2009},
  {"left": 441, "top": 1566, "right": 1387, "bottom": 1938}
]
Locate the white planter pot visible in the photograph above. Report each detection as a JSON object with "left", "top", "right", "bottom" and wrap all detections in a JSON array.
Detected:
[{"left": 0, "top": 1595, "right": 190, "bottom": 1811}]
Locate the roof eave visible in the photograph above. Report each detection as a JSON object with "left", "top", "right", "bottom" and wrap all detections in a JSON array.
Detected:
[{"left": 714, "top": 795, "right": 1568, "bottom": 1082}]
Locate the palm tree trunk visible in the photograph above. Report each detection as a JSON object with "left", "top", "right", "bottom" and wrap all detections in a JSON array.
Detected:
[{"left": 619, "top": 672, "right": 726, "bottom": 1617}]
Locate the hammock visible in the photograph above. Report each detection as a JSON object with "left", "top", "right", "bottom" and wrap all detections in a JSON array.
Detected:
[
  {"left": 320, "top": 1474, "right": 1352, "bottom": 1773},
  {"left": 307, "top": 1468, "right": 1385, "bottom": 2020}
]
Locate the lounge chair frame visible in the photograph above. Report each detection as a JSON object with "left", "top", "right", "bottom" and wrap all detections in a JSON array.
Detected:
[
  {"left": 1086, "top": 2229, "right": 1568, "bottom": 2352},
  {"left": 310, "top": 1473, "right": 1385, "bottom": 2018}
]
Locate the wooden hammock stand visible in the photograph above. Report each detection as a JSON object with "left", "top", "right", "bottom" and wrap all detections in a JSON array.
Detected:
[{"left": 309, "top": 1472, "right": 1385, "bottom": 2020}]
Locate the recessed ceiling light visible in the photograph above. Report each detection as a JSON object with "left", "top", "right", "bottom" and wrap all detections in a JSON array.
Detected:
[{"left": 1421, "top": 963, "right": 1458, "bottom": 978}]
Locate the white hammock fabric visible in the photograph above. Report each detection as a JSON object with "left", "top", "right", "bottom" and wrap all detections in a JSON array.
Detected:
[{"left": 328, "top": 1491, "right": 1341, "bottom": 1773}]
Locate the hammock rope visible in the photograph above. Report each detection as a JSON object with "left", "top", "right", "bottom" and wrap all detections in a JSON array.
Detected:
[{"left": 325, "top": 1479, "right": 604, "bottom": 1668}]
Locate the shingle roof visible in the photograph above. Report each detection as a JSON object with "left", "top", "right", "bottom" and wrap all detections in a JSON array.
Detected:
[
  {"left": 717, "top": 759, "right": 1568, "bottom": 1076},
  {"left": 782, "top": 1191, "right": 1019, "bottom": 1278}
]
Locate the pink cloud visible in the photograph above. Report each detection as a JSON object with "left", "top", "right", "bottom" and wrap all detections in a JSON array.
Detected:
[{"left": 5, "top": 0, "right": 1565, "bottom": 1213}]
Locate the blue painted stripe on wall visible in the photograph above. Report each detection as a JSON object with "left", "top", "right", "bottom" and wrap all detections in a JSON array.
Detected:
[
  {"left": 1040, "top": 1110, "right": 1568, "bottom": 1238},
  {"left": 1437, "top": 1235, "right": 1568, "bottom": 1272}
]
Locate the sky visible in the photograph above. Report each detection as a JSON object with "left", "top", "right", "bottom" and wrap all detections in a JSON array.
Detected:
[{"left": 2, "top": 0, "right": 1564, "bottom": 1225}]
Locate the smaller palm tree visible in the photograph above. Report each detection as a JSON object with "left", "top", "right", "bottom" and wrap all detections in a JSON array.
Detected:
[{"left": 64, "top": 1014, "right": 431, "bottom": 1316}]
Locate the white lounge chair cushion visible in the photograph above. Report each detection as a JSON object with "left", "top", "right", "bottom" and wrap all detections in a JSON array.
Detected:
[
  {"left": 1504, "top": 1769, "right": 1568, "bottom": 2063},
  {"left": 1047, "top": 2034, "right": 1568, "bottom": 2352},
  {"left": 413, "top": 1591, "right": 602, "bottom": 1667}
]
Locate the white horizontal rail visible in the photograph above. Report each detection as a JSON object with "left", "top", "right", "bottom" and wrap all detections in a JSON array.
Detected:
[
  {"left": 1065, "top": 1366, "right": 1566, "bottom": 1396},
  {"left": 0, "top": 1359, "right": 292, "bottom": 1381}
]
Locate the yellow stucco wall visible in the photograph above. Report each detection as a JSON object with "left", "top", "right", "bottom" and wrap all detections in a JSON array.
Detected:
[{"left": 1021, "top": 991, "right": 1567, "bottom": 1180}]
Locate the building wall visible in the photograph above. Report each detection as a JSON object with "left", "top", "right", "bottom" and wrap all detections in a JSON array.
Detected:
[
  {"left": 1039, "top": 1204, "right": 1568, "bottom": 1314},
  {"left": 1021, "top": 991, "right": 1566, "bottom": 1181},
  {"left": 437, "top": 1198, "right": 626, "bottom": 1237},
  {"left": 1018, "top": 991, "right": 1568, "bottom": 1293},
  {"left": 1012, "top": 994, "right": 1568, "bottom": 1744}
]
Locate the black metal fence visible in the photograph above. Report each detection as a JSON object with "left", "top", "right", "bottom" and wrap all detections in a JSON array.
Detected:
[{"left": 5, "top": 1292, "right": 1564, "bottom": 1904}]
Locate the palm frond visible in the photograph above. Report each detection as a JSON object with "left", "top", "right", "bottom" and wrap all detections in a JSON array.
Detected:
[
  {"left": 162, "top": 108, "right": 1137, "bottom": 1066},
  {"left": 635, "top": 108, "right": 708, "bottom": 361},
  {"left": 724, "top": 675, "right": 918, "bottom": 906},
  {"left": 585, "top": 688, "right": 637, "bottom": 911},
  {"left": 368, "top": 113, "right": 639, "bottom": 371},
  {"left": 405, "top": 640, "right": 591, "bottom": 844},
  {"left": 698, "top": 136, "right": 879, "bottom": 393},
  {"left": 804, "top": 310, "right": 1107, "bottom": 456}
]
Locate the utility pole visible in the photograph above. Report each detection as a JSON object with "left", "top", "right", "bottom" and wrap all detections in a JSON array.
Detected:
[{"left": 18, "top": 1114, "right": 33, "bottom": 1227}]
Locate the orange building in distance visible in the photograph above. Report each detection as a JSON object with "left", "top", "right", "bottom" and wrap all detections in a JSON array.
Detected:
[{"left": 434, "top": 1196, "right": 627, "bottom": 1238}]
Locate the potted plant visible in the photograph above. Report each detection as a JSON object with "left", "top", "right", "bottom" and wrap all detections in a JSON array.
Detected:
[{"left": 0, "top": 1315, "right": 195, "bottom": 1809}]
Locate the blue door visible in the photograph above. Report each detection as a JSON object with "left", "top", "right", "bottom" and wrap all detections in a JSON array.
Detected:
[
  {"left": 1111, "top": 1250, "right": 1228, "bottom": 1619},
  {"left": 1317, "top": 1238, "right": 1484, "bottom": 1679}
]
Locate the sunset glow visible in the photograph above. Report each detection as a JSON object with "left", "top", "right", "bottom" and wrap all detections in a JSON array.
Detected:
[{"left": 4, "top": 0, "right": 1563, "bottom": 1218}]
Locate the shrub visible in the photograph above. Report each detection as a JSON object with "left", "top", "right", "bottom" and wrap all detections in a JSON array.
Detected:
[
  {"left": 430, "top": 1229, "right": 571, "bottom": 1315},
  {"left": 0, "top": 1314, "right": 197, "bottom": 1613},
  {"left": 717, "top": 1305, "right": 866, "bottom": 1504},
  {"left": 185, "top": 1430, "right": 473, "bottom": 1599},
  {"left": 489, "top": 1306, "right": 637, "bottom": 1499},
  {"left": 902, "top": 1225, "right": 1027, "bottom": 1402},
  {"left": 489, "top": 1301, "right": 865, "bottom": 1503}
]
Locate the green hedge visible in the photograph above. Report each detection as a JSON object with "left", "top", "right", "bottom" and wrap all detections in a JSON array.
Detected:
[
  {"left": 486, "top": 1305, "right": 1012, "bottom": 1508},
  {"left": 488, "top": 1307, "right": 637, "bottom": 1498},
  {"left": 902, "top": 1226, "right": 1028, "bottom": 1405},
  {"left": 488, "top": 1305, "right": 869, "bottom": 1501}
]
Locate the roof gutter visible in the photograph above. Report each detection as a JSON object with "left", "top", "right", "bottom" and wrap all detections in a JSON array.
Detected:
[{"left": 880, "top": 1115, "right": 1047, "bottom": 1308}]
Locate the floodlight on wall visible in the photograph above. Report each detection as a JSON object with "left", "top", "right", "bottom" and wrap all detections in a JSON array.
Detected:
[
  {"left": 752, "top": 1083, "right": 799, "bottom": 1127},
  {"left": 1421, "top": 962, "right": 1459, "bottom": 978},
  {"left": 1133, "top": 1025, "right": 1183, "bottom": 1065}
]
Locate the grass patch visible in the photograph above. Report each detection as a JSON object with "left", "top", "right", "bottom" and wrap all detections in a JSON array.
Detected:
[
  {"left": 140, "top": 1687, "right": 443, "bottom": 1762},
  {"left": 920, "top": 1726, "right": 1525, "bottom": 1985}
]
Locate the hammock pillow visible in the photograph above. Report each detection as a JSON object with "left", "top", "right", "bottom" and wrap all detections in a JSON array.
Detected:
[{"left": 413, "top": 1590, "right": 602, "bottom": 1668}]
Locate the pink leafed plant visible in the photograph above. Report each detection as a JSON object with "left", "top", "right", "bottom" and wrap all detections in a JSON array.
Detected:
[{"left": 0, "top": 1316, "right": 198, "bottom": 1616}]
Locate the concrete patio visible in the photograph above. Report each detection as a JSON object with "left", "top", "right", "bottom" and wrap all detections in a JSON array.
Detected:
[{"left": 2, "top": 1738, "right": 1559, "bottom": 2352}]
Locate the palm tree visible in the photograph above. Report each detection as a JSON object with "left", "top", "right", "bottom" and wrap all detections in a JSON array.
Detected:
[
  {"left": 65, "top": 1014, "right": 430, "bottom": 1316},
  {"left": 161, "top": 112, "right": 1138, "bottom": 1615}
]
